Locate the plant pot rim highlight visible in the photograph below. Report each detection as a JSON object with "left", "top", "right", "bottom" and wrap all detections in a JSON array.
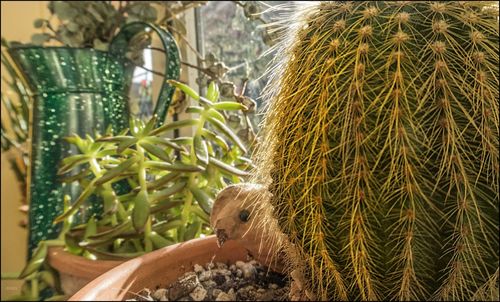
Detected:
[
  {"left": 48, "top": 246, "right": 123, "bottom": 280},
  {"left": 69, "top": 235, "right": 261, "bottom": 301}
]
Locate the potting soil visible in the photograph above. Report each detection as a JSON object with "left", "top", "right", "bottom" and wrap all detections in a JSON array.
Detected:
[{"left": 126, "top": 258, "right": 290, "bottom": 301}]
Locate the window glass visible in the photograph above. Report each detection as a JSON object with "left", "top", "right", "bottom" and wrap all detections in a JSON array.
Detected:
[{"left": 199, "top": 1, "right": 291, "bottom": 128}]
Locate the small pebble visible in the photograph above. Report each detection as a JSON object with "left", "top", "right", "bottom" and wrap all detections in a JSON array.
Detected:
[
  {"left": 189, "top": 286, "right": 207, "bottom": 301},
  {"left": 152, "top": 288, "right": 168, "bottom": 301},
  {"left": 269, "top": 283, "right": 279, "bottom": 290},
  {"left": 216, "top": 262, "right": 228, "bottom": 270},
  {"left": 194, "top": 264, "right": 205, "bottom": 274},
  {"left": 214, "top": 268, "right": 231, "bottom": 276},
  {"left": 212, "top": 288, "right": 222, "bottom": 298},
  {"left": 168, "top": 274, "right": 198, "bottom": 301},
  {"left": 215, "top": 291, "right": 233, "bottom": 301},
  {"left": 198, "top": 270, "right": 212, "bottom": 282},
  {"left": 241, "top": 263, "right": 256, "bottom": 279},
  {"left": 235, "top": 261, "right": 245, "bottom": 269},
  {"left": 229, "top": 264, "right": 236, "bottom": 272},
  {"left": 202, "top": 280, "right": 217, "bottom": 289},
  {"left": 227, "top": 288, "right": 236, "bottom": 300}
]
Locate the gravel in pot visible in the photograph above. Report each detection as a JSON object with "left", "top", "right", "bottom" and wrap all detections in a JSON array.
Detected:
[{"left": 127, "top": 258, "right": 290, "bottom": 301}]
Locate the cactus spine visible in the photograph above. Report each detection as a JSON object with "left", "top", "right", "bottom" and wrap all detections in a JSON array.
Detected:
[{"left": 254, "top": 2, "right": 499, "bottom": 301}]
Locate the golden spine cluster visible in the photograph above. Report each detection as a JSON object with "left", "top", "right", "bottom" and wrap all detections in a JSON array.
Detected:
[{"left": 253, "top": 2, "right": 499, "bottom": 300}]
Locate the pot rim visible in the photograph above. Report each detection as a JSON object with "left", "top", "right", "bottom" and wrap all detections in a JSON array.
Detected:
[
  {"left": 69, "top": 235, "right": 254, "bottom": 301},
  {"left": 47, "top": 246, "right": 123, "bottom": 279}
]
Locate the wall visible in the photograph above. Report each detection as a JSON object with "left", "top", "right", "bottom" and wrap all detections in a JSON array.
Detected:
[{"left": 1, "top": 1, "right": 50, "bottom": 299}]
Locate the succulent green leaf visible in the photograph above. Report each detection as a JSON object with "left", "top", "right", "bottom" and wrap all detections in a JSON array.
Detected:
[
  {"left": 150, "top": 119, "right": 198, "bottom": 136},
  {"left": 54, "top": 180, "right": 97, "bottom": 223},
  {"left": 95, "top": 157, "right": 138, "bottom": 186},
  {"left": 167, "top": 80, "right": 199, "bottom": 100},
  {"left": 184, "top": 221, "right": 201, "bottom": 241},
  {"left": 142, "top": 116, "right": 157, "bottom": 135},
  {"left": 198, "top": 96, "right": 214, "bottom": 108},
  {"left": 146, "top": 172, "right": 180, "bottom": 191},
  {"left": 88, "top": 221, "right": 132, "bottom": 240},
  {"left": 206, "top": 81, "right": 220, "bottom": 102},
  {"left": 64, "top": 233, "right": 83, "bottom": 255},
  {"left": 206, "top": 108, "right": 225, "bottom": 123},
  {"left": 201, "top": 128, "right": 229, "bottom": 152},
  {"left": 190, "top": 186, "right": 213, "bottom": 214},
  {"left": 39, "top": 271, "right": 57, "bottom": 289},
  {"left": 149, "top": 232, "right": 173, "bottom": 249},
  {"left": 193, "top": 134, "right": 209, "bottom": 165},
  {"left": 153, "top": 219, "right": 184, "bottom": 233},
  {"left": 186, "top": 106, "right": 203, "bottom": 114},
  {"left": 140, "top": 141, "right": 171, "bottom": 162},
  {"left": 83, "top": 216, "right": 97, "bottom": 239},
  {"left": 209, "top": 157, "right": 249, "bottom": 177},
  {"left": 207, "top": 116, "right": 247, "bottom": 154},
  {"left": 132, "top": 190, "right": 150, "bottom": 232},
  {"left": 151, "top": 181, "right": 187, "bottom": 202},
  {"left": 212, "top": 102, "right": 247, "bottom": 111},
  {"left": 58, "top": 154, "right": 89, "bottom": 175},
  {"left": 143, "top": 136, "right": 182, "bottom": 151},
  {"left": 117, "top": 137, "right": 138, "bottom": 153},
  {"left": 145, "top": 161, "right": 203, "bottom": 172},
  {"left": 150, "top": 200, "right": 183, "bottom": 214},
  {"left": 170, "top": 137, "right": 193, "bottom": 145},
  {"left": 96, "top": 135, "right": 134, "bottom": 143},
  {"left": 19, "top": 243, "right": 47, "bottom": 278},
  {"left": 190, "top": 207, "right": 210, "bottom": 223}
]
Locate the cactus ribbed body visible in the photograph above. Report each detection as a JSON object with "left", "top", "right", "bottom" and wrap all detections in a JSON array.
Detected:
[{"left": 256, "top": 2, "right": 499, "bottom": 300}]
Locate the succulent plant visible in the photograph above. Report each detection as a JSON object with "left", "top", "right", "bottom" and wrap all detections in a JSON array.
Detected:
[
  {"left": 10, "top": 80, "right": 252, "bottom": 300},
  {"left": 30, "top": 1, "right": 206, "bottom": 49},
  {"left": 254, "top": 1, "right": 499, "bottom": 301},
  {"left": 54, "top": 79, "right": 250, "bottom": 254}
]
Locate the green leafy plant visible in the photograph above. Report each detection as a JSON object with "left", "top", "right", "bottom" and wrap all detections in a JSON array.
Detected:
[
  {"left": 29, "top": 1, "right": 206, "bottom": 50},
  {"left": 255, "top": 1, "right": 499, "bottom": 301},
  {"left": 54, "top": 80, "right": 251, "bottom": 258},
  {"left": 7, "top": 80, "right": 251, "bottom": 300}
]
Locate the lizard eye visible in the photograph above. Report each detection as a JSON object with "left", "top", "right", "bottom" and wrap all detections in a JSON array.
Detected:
[{"left": 239, "top": 209, "right": 250, "bottom": 222}]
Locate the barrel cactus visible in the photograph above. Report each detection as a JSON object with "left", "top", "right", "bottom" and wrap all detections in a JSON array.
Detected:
[{"left": 253, "top": 1, "right": 499, "bottom": 301}]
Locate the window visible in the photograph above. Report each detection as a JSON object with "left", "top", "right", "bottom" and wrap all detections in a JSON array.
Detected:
[{"left": 198, "top": 1, "right": 292, "bottom": 127}]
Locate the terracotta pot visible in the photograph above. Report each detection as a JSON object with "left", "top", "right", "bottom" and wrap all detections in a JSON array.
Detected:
[
  {"left": 47, "top": 247, "right": 123, "bottom": 296},
  {"left": 69, "top": 235, "right": 252, "bottom": 301}
]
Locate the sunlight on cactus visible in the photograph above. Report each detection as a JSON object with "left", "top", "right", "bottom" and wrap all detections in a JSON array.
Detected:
[{"left": 252, "top": 1, "right": 499, "bottom": 301}]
